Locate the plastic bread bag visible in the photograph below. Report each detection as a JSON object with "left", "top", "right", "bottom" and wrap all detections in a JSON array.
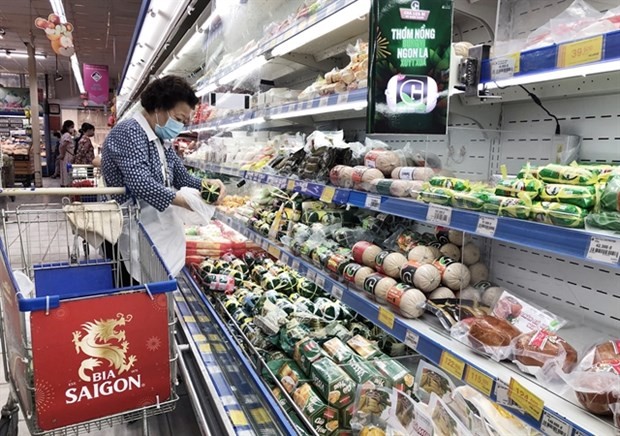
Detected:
[
  {"left": 585, "top": 211, "right": 620, "bottom": 232},
  {"left": 428, "top": 392, "right": 473, "bottom": 436},
  {"left": 424, "top": 298, "right": 489, "bottom": 330},
  {"left": 494, "top": 178, "right": 543, "bottom": 199},
  {"left": 386, "top": 389, "right": 433, "bottom": 436},
  {"left": 414, "top": 360, "right": 456, "bottom": 404},
  {"left": 538, "top": 163, "right": 598, "bottom": 186},
  {"left": 451, "top": 315, "right": 520, "bottom": 361},
  {"left": 491, "top": 290, "right": 567, "bottom": 333},
  {"left": 530, "top": 201, "right": 587, "bottom": 228},
  {"left": 548, "top": 0, "right": 603, "bottom": 43},
  {"left": 350, "top": 385, "right": 393, "bottom": 432}
]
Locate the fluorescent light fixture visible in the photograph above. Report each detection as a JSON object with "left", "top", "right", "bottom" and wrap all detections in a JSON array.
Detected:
[
  {"left": 219, "top": 116, "right": 266, "bottom": 130},
  {"left": 482, "top": 60, "right": 620, "bottom": 89},
  {"left": 1, "top": 51, "right": 46, "bottom": 60},
  {"left": 196, "top": 82, "right": 217, "bottom": 98},
  {"left": 269, "top": 101, "right": 367, "bottom": 120},
  {"left": 49, "top": 0, "right": 67, "bottom": 22},
  {"left": 271, "top": 0, "right": 371, "bottom": 57},
  {"left": 218, "top": 55, "right": 267, "bottom": 85},
  {"left": 71, "top": 54, "right": 86, "bottom": 93}
]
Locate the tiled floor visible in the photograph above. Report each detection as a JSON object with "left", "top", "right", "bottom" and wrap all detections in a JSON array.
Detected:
[{"left": 0, "top": 177, "right": 202, "bottom": 435}]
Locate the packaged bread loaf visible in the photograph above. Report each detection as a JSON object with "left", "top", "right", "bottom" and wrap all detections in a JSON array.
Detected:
[
  {"left": 513, "top": 329, "right": 578, "bottom": 373},
  {"left": 451, "top": 315, "right": 520, "bottom": 360}
]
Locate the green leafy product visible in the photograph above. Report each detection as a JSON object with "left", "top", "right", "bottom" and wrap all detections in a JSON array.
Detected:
[
  {"left": 495, "top": 178, "right": 543, "bottom": 199},
  {"left": 482, "top": 195, "right": 531, "bottom": 219},
  {"left": 600, "top": 174, "right": 620, "bottom": 211},
  {"left": 530, "top": 201, "right": 587, "bottom": 228},
  {"left": 428, "top": 176, "right": 470, "bottom": 192},
  {"left": 451, "top": 190, "right": 492, "bottom": 211},
  {"left": 538, "top": 164, "right": 597, "bottom": 186},
  {"left": 419, "top": 186, "right": 453, "bottom": 205},
  {"left": 517, "top": 165, "right": 540, "bottom": 180},
  {"left": 585, "top": 211, "right": 620, "bottom": 231},
  {"left": 540, "top": 184, "right": 597, "bottom": 209}
]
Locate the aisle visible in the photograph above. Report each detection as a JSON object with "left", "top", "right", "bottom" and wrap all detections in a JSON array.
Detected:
[{"left": 0, "top": 177, "right": 202, "bottom": 436}]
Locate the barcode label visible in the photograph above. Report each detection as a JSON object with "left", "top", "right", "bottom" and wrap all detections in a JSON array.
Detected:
[
  {"left": 476, "top": 216, "right": 498, "bottom": 237},
  {"left": 426, "top": 204, "right": 452, "bottom": 226},
  {"left": 541, "top": 412, "right": 571, "bottom": 436},
  {"left": 292, "top": 259, "right": 300, "bottom": 271},
  {"left": 404, "top": 330, "right": 419, "bottom": 350},
  {"left": 315, "top": 275, "right": 326, "bottom": 289},
  {"left": 490, "top": 58, "right": 515, "bottom": 80},
  {"left": 586, "top": 237, "right": 620, "bottom": 264},
  {"left": 332, "top": 284, "right": 344, "bottom": 300},
  {"left": 494, "top": 379, "right": 512, "bottom": 407},
  {"left": 307, "top": 270, "right": 316, "bottom": 281},
  {"left": 365, "top": 194, "right": 382, "bottom": 210},
  {"left": 400, "top": 168, "right": 413, "bottom": 179},
  {"left": 281, "top": 253, "right": 290, "bottom": 265},
  {"left": 337, "top": 92, "right": 348, "bottom": 104},
  {"left": 319, "top": 97, "right": 329, "bottom": 107}
]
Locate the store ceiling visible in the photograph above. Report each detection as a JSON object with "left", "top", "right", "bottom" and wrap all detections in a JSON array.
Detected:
[{"left": 0, "top": 0, "right": 142, "bottom": 82}]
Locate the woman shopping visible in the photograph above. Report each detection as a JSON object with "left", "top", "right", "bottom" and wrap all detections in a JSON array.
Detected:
[
  {"left": 73, "top": 122, "right": 96, "bottom": 165},
  {"left": 58, "top": 120, "right": 76, "bottom": 187},
  {"left": 101, "top": 75, "right": 224, "bottom": 285}
]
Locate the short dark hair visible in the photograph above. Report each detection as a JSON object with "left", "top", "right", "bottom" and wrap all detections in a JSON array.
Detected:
[{"left": 140, "top": 76, "right": 199, "bottom": 112}]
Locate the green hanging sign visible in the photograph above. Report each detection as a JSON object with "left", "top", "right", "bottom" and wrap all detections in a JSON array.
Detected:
[{"left": 368, "top": 0, "right": 453, "bottom": 134}]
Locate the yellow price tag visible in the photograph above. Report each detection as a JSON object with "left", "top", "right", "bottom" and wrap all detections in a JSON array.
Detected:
[
  {"left": 465, "top": 366, "right": 494, "bottom": 397},
  {"left": 377, "top": 307, "right": 395, "bottom": 329},
  {"left": 286, "top": 179, "right": 296, "bottom": 191},
  {"left": 208, "top": 334, "right": 220, "bottom": 341},
  {"left": 199, "top": 343, "right": 211, "bottom": 353},
  {"left": 558, "top": 35, "right": 603, "bottom": 68},
  {"left": 320, "top": 186, "right": 336, "bottom": 203},
  {"left": 197, "top": 315, "right": 209, "bottom": 323},
  {"left": 439, "top": 351, "right": 466, "bottom": 380},
  {"left": 251, "top": 408, "right": 271, "bottom": 424},
  {"left": 267, "top": 245, "right": 281, "bottom": 258},
  {"left": 213, "top": 343, "right": 226, "bottom": 353},
  {"left": 508, "top": 378, "right": 544, "bottom": 421},
  {"left": 192, "top": 334, "right": 207, "bottom": 343},
  {"left": 229, "top": 410, "right": 249, "bottom": 427},
  {"left": 509, "top": 53, "right": 520, "bottom": 73},
  {"left": 183, "top": 315, "right": 196, "bottom": 323}
]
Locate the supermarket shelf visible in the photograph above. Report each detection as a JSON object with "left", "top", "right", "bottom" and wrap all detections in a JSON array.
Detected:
[
  {"left": 175, "top": 275, "right": 298, "bottom": 435},
  {"left": 214, "top": 209, "right": 615, "bottom": 436},
  {"left": 187, "top": 88, "right": 367, "bottom": 132},
  {"left": 480, "top": 30, "right": 620, "bottom": 89},
  {"left": 194, "top": 0, "right": 367, "bottom": 95},
  {"left": 184, "top": 160, "right": 620, "bottom": 268}
]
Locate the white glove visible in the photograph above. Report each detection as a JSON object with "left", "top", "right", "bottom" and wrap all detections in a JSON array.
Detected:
[{"left": 177, "top": 187, "right": 215, "bottom": 225}]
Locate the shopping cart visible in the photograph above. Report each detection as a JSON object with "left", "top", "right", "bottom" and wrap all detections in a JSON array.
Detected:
[
  {"left": 0, "top": 187, "right": 179, "bottom": 435},
  {"left": 67, "top": 164, "right": 101, "bottom": 202}
]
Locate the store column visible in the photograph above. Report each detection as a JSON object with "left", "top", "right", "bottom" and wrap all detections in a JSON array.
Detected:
[{"left": 26, "top": 41, "right": 42, "bottom": 187}]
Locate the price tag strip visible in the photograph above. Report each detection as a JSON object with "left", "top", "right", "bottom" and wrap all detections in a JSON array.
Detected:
[
  {"left": 439, "top": 351, "right": 465, "bottom": 380},
  {"left": 541, "top": 410, "right": 572, "bottom": 436},
  {"left": 426, "top": 204, "right": 452, "bottom": 226},
  {"left": 404, "top": 330, "right": 419, "bottom": 351},
  {"left": 320, "top": 186, "right": 336, "bottom": 204},
  {"left": 586, "top": 236, "right": 620, "bottom": 265},
  {"left": 464, "top": 366, "right": 494, "bottom": 397},
  {"left": 377, "top": 307, "right": 395, "bottom": 329},
  {"left": 476, "top": 216, "right": 498, "bottom": 237},
  {"left": 331, "top": 283, "right": 344, "bottom": 300},
  {"left": 557, "top": 35, "right": 603, "bottom": 68},
  {"left": 508, "top": 378, "right": 545, "bottom": 421},
  {"left": 365, "top": 194, "right": 382, "bottom": 211}
]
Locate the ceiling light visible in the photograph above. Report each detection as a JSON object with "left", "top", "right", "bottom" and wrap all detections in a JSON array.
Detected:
[
  {"left": 71, "top": 54, "right": 86, "bottom": 93},
  {"left": 218, "top": 55, "right": 267, "bottom": 85},
  {"left": 271, "top": 0, "right": 370, "bottom": 57},
  {"left": 0, "top": 51, "right": 46, "bottom": 60}
]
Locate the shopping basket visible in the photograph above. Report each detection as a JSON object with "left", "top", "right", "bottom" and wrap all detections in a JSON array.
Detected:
[
  {"left": 67, "top": 164, "right": 101, "bottom": 202},
  {"left": 0, "top": 187, "right": 179, "bottom": 435}
]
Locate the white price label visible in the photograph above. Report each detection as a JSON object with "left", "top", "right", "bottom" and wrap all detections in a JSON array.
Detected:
[
  {"left": 490, "top": 57, "right": 515, "bottom": 80},
  {"left": 261, "top": 240, "right": 269, "bottom": 250},
  {"left": 292, "top": 260, "right": 300, "bottom": 271},
  {"left": 400, "top": 167, "right": 413, "bottom": 179},
  {"left": 281, "top": 253, "right": 290, "bottom": 265},
  {"left": 426, "top": 204, "right": 452, "bottom": 226},
  {"left": 315, "top": 275, "right": 326, "bottom": 289},
  {"left": 404, "top": 330, "right": 419, "bottom": 351},
  {"left": 332, "top": 284, "right": 344, "bottom": 300},
  {"left": 541, "top": 412, "right": 572, "bottom": 436},
  {"left": 476, "top": 216, "right": 498, "bottom": 237},
  {"left": 494, "top": 379, "right": 512, "bottom": 407},
  {"left": 337, "top": 92, "right": 349, "bottom": 104},
  {"left": 365, "top": 194, "right": 382, "bottom": 210},
  {"left": 586, "top": 236, "right": 620, "bottom": 264},
  {"left": 307, "top": 270, "right": 316, "bottom": 281},
  {"left": 319, "top": 96, "right": 329, "bottom": 107}
]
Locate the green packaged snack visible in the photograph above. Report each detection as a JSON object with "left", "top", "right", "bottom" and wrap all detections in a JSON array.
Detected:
[
  {"left": 600, "top": 174, "right": 620, "bottom": 212},
  {"left": 372, "top": 357, "right": 416, "bottom": 397},
  {"left": 419, "top": 186, "right": 454, "bottom": 205},
  {"left": 517, "top": 165, "right": 540, "bottom": 179},
  {"left": 341, "top": 355, "right": 388, "bottom": 387},
  {"left": 540, "top": 184, "right": 597, "bottom": 209},
  {"left": 530, "top": 201, "right": 587, "bottom": 228},
  {"left": 294, "top": 337, "right": 325, "bottom": 374},
  {"left": 451, "top": 190, "right": 492, "bottom": 211},
  {"left": 272, "top": 387, "right": 293, "bottom": 412},
  {"left": 482, "top": 195, "right": 531, "bottom": 219},
  {"left": 580, "top": 164, "right": 617, "bottom": 183},
  {"left": 347, "top": 335, "right": 383, "bottom": 360},
  {"left": 322, "top": 337, "right": 355, "bottom": 363},
  {"left": 310, "top": 357, "right": 356, "bottom": 409},
  {"left": 428, "top": 176, "right": 470, "bottom": 191},
  {"left": 538, "top": 164, "right": 597, "bottom": 186},
  {"left": 270, "top": 359, "right": 311, "bottom": 394},
  {"left": 585, "top": 211, "right": 620, "bottom": 231},
  {"left": 494, "top": 178, "right": 543, "bottom": 199}
]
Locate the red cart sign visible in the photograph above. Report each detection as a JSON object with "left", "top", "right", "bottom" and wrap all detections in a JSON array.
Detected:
[{"left": 31, "top": 291, "right": 171, "bottom": 430}]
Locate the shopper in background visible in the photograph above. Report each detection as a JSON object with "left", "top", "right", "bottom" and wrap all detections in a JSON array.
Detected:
[
  {"left": 73, "top": 122, "right": 96, "bottom": 165},
  {"left": 58, "top": 120, "right": 76, "bottom": 187},
  {"left": 102, "top": 75, "right": 224, "bottom": 285},
  {"left": 50, "top": 131, "right": 61, "bottom": 178}
]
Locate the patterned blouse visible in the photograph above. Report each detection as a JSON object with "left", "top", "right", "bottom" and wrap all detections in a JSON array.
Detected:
[
  {"left": 58, "top": 132, "right": 75, "bottom": 159},
  {"left": 73, "top": 136, "right": 95, "bottom": 165},
  {"left": 101, "top": 114, "right": 201, "bottom": 212}
]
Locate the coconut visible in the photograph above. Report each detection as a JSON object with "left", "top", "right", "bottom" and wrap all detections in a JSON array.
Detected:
[
  {"left": 462, "top": 243, "right": 481, "bottom": 266},
  {"left": 408, "top": 246, "right": 437, "bottom": 264},
  {"left": 413, "top": 264, "right": 441, "bottom": 293}
]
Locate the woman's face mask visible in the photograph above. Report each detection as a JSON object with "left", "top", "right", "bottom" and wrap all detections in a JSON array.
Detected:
[{"left": 155, "top": 112, "right": 184, "bottom": 140}]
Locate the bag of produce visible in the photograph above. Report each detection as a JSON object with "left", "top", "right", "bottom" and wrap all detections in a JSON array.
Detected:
[
  {"left": 451, "top": 190, "right": 492, "bottom": 211},
  {"left": 494, "top": 178, "right": 543, "bottom": 199},
  {"left": 600, "top": 171, "right": 620, "bottom": 211},
  {"left": 540, "top": 183, "right": 598, "bottom": 209},
  {"left": 585, "top": 211, "right": 620, "bottom": 231},
  {"left": 482, "top": 195, "right": 531, "bottom": 219},
  {"left": 428, "top": 176, "right": 470, "bottom": 192},
  {"left": 530, "top": 201, "right": 587, "bottom": 228},
  {"left": 538, "top": 163, "right": 597, "bottom": 186},
  {"left": 419, "top": 186, "right": 453, "bottom": 205}
]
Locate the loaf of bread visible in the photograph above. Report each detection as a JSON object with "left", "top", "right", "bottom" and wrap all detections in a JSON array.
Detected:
[
  {"left": 575, "top": 360, "right": 620, "bottom": 415},
  {"left": 592, "top": 340, "right": 620, "bottom": 364},
  {"left": 464, "top": 315, "right": 521, "bottom": 354},
  {"left": 513, "top": 330, "right": 578, "bottom": 372}
]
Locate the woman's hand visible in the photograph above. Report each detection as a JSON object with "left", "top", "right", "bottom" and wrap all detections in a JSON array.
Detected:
[
  {"left": 172, "top": 192, "right": 192, "bottom": 210},
  {"left": 203, "top": 178, "right": 226, "bottom": 203}
]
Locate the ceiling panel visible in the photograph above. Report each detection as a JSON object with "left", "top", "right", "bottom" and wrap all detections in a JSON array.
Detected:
[{"left": 0, "top": 0, "right": 142, "bottom": 81}]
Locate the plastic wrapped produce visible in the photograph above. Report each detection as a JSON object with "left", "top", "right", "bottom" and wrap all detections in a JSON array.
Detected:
[
  {"left": 540, "top": 183, "right": 598, "bottom": 209},
  {"left": 530, "top": 201, "right": 587, "bottom": 228},
  {"left": 495, "top": 178, "right": 543, "bottom": 199},
  {"left": 482, "top": 195, "right": 531, "bottom": 219},
  {"left": 538, "top": 163, "right": 598, "bottom": 186},
  {"left": 600, "top": 171, "right": 620, "bottom": 211},
  {"left": 428, "top": 176, "right": 470, "bottom": 191},
  {"left": 419, "top": 186, "right": 453, "bottom": 205},
  {"left": 585, "top": 211, "right": 620, "bottom": 231},
  {"left": 451, "top": 190, "right": 492, "bottom": 211}
]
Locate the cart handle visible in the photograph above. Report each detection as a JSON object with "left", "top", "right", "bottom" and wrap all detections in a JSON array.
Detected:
[{"left": 0, "top": 187, "right": 126, "bottom": 197}]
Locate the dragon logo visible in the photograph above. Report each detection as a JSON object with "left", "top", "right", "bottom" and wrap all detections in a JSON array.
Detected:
[{"left": 72, "top": 313, "right": 137, "bottom": 382}]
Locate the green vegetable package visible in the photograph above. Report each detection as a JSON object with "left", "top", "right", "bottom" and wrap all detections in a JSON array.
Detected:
[{"left": 530, "top": 202, "right": 587, "bottom": 228}]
